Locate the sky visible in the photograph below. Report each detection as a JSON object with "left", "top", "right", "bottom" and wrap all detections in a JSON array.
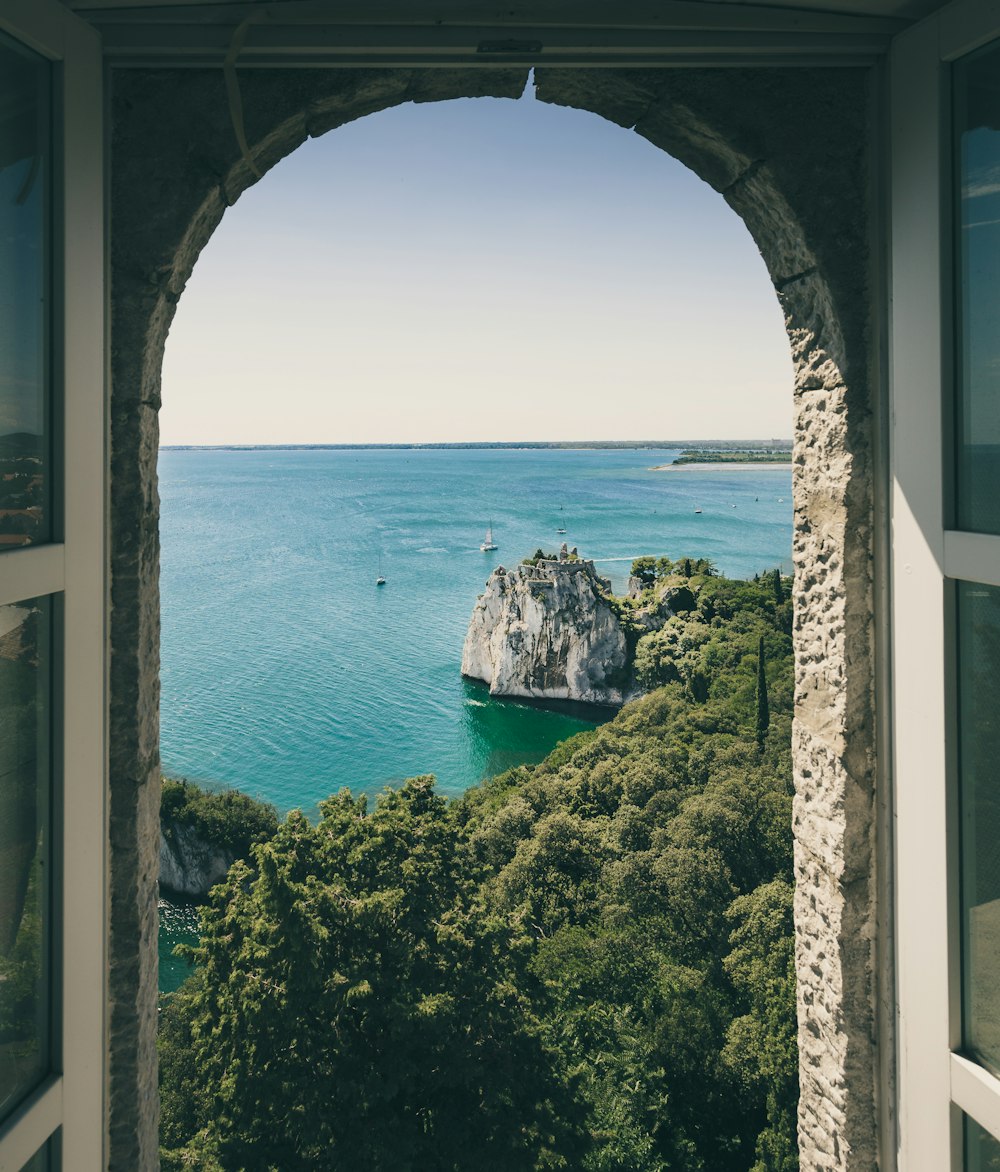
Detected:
[{"left": 159, "top": 76, "right": 793, "bottom": 446}]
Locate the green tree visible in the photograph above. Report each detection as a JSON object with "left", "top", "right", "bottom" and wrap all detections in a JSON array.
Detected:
[
  {"left": 160, "top": 778, "right": 586, "bottom": 1170},
  {"left": 160, "top": 777, "right": 278, "bottom": 860},
  {"left": 723, "top": 880, "right": 799, "bottom": 1172},
  {"left": 755, "top": 634, "right": 770, "bottom": 749},
  {"left": 631, "top": 556, "right": 657, "bottom": 586},
  {"left": 772, "top": 568, "right": 784, "bottom": 606}
]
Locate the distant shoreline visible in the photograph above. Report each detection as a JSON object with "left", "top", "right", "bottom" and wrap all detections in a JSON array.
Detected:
[
  {"left": 160, "top": 440, "right": 793, "bottom": 453},
  {"left": 652, "top": 461, "right": 793, "bottom": 472}
]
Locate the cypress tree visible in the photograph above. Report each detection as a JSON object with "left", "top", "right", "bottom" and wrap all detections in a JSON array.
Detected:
[
  {"left": 755, "top": 634, "right": 770, "bottom": 749},
  {"left": 772, "top": 568, "right": 784, "bottom": 605}
]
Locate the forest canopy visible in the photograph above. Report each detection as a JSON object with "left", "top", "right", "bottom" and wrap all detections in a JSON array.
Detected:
[
  {"left": 160, "top": 777, "right": 278, "bottom": 859},
  {"left": 159, "top": 566, "right": 797, "bottom": 1171}
]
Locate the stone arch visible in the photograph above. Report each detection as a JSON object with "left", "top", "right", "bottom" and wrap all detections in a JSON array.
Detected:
[{"left": 109, "top": 65, "right": 878, "bottom": 1170}]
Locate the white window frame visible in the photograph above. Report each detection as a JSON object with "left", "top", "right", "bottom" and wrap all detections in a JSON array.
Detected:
[
  {"left": 891, "top": 1, "right": 1000, "bottom": 1168},
  {"left": 0, "top": 1, "right": 106, "bottom": 1169}
]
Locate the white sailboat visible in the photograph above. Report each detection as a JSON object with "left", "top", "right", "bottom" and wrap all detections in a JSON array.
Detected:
[
  {"left": 480, "top": 520, "right": 498, "bottom": 552},
  {"left": 556, "top": 505, "right": 566, "bottom": 534},
  {"left": 376, "top": 553, "right": 386, "bottom": 586}
]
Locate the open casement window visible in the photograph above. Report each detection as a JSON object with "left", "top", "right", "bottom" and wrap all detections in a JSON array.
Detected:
[
  {"left": 892, "top": 1, "right": 1000, "bottom": 1168},
  {"left": 0, "top": 1, "right": 105, "bottom": 1169}
]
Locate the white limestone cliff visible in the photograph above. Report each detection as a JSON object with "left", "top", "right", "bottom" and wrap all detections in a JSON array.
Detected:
[
  {"left": 461, "top": 558, "right": 632, "bottom": 706},
  {"left": 159, "top": 823, "right": 234, "bottom": 898}
]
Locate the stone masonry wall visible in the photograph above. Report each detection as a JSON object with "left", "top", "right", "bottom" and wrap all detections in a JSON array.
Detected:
[
  {"left": 110, "top": 65, "right": 881, "bottom": 1169},
  {"left": 534, "top": 71, "right": 882, "bottom": 1171}
]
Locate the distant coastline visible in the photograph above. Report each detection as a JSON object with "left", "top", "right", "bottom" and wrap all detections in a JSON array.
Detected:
[
  {"left": 160, "top": 439, "right": 793, "bottom": 453},
  {"left": 653, "top": 462, "right": 792, "bottom": 472},
  {"left": 674, "top": 448, "right": 792, "bottom": 465}
]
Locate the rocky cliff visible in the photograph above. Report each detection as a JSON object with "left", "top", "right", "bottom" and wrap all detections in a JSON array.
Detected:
[
  {"left": 159, "top": 778, "right": 279, "bottom": 899},
  {"left": 462, "top": 555, "right": 635, "bottom": 706},
  {"left": 159, "top": 823, "right": 235, "bottom": 898}
]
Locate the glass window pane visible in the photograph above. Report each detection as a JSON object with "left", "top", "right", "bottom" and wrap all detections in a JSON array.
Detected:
[
  {"left": 958, "top": 581, "right": 1000, "bottom": 1074},
  {"left": 0, "top": 31, "right": 51, "bottom": 549},
  {"left": 955, "top": 38, "right": 1000, "bottom": 533},
  {"left": 966, "top": 1115, "right": 1000, "bottom": 1171},
  {"left": 20, "top": 1130, "right": 58, "bottom": 1172},
  {"left": 0, "top": 598, "right": 52, "bottom": 1124}
]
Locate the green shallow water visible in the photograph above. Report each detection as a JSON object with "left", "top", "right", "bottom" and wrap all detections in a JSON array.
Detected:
[{"left": 159, "top": 900, "right": 200, "bottom": 994}]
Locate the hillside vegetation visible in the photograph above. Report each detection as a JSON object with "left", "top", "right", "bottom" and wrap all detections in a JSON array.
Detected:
[
  {"left": 669, "top": 449, "right": 792, "bottom": 465},
  {"left": 159, "top": 563, "right": 797, "bottom": 1172},
  {"left": 161, "top": 777, "right": 278, "bottom": 859}
]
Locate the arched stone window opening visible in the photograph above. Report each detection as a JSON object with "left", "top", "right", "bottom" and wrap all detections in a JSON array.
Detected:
[{"left": 109, "top": 66, "right": 879, "bottom": 1170}]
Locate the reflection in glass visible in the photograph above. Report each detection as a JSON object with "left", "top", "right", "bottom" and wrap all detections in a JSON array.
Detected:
[
  {"left": 0, "top": 599, "right": 51, "bottom": 1125},
  {"left": 955, "top": 38, "right": 1000, "bottom": 533},
  {"left": 20, "top": 1131, "right": 57, "bottom": 1172},
  {"left": 958, "top": 582, "right": 1000, "bottom": 1075},
  {"left": 0, "top": 31, "right": 51, "bottom": 549},
  {"left": 966, "top": 1116, "right": 1000, "bottom": 1172}
]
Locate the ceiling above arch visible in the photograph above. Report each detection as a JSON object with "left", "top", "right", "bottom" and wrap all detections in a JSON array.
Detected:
[
  {"left": 63, "top": 0, "right": 949, "bottom": 17},
  {"left": 59, "top": 0, "right": 956, "bottom": 66}
]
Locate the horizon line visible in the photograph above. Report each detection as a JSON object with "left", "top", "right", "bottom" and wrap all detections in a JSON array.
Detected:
[{"left": 159, "top": 438, "right": 794, "bottom": 452}]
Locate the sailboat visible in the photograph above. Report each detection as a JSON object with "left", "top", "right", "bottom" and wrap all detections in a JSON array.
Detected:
[
  {"left": 480, "top": 520, "right": 498, "bottom": 552},
  {"left": 556, "top": 505, "right": 567, "bottom": 534},
  {"left": 376, "top": 553, "right": 386, "bottom": 586}
]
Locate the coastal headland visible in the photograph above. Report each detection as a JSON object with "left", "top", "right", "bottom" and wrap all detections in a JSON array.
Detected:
[
  {"left": 650, "top": 447, "right": 792, "bottom": 471},
  {"left": 652, "top": 461, "right": 791, "bottom": 471},
  {"left": 462, "top": 545, "right": 791, "bottom": 709}
]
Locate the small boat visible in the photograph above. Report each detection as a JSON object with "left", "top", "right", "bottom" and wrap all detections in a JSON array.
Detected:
[
  {"left": 556, "top": 506, "right": 567, "bottom": 534},
  {"left": 480, "top": 521, "right": 498, "bottom": 552},
  {"left": 694, "top": 507, "right": 702, "bottom": 514},
  {"left": 376, "top": 554, "right": 386, "bottom": 586}
]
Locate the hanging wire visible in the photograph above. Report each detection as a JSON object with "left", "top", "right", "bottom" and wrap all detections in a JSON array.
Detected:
[{"left": 224, "top": 11, "right": 266, "bottom": 182}]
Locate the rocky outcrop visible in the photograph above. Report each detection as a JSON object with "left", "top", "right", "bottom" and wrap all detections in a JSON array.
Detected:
[
  {"left": 462, "top": 557, "right": 634, "bottom": 706},
  {"left": 159, "top": 823, "right": 234, "bottom": 898}
]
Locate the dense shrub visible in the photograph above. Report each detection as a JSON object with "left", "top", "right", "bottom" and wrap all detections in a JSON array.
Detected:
[{"left": 160, "top": 777, "right": 278, "bottom": 859}]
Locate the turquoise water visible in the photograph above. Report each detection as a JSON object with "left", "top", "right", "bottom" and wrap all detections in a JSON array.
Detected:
[
  {"left": 157, "top": 446, "right": 793, "bottom": 990},
  {"left": 159, "top": 446, "right": 792, "bottom": 808},
  {"left": 158, "top": 900, "right": 201, "bottom": 992}
]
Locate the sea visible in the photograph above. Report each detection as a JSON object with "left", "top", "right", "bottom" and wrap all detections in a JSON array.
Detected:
[{"left": 157, "top": 446, "right": 793, "bottom": 991}]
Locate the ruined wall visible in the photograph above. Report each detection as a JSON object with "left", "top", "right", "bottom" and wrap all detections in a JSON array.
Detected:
[{"left": 110, "top": 64, "right": 881, "bottom": 1170}]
